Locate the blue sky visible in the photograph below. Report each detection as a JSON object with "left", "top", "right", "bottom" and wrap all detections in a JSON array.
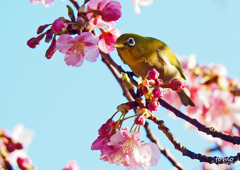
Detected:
[{"left": 1, "top": 0, "right": 240, "bottom": 170}]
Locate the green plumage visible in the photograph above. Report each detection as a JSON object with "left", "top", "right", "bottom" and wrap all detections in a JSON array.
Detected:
[{"left": 114, "top": 33, "right": 195, "bottom": 106}]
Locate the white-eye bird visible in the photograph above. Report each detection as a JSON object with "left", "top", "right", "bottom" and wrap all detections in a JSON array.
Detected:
[{"left": 113, "top": 33, "right": 195, "bottom": 106}]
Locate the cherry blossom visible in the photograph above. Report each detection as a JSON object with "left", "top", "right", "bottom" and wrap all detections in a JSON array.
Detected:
[
  {"left": 63, "top": 161, "right": 81, "bottom": 170},
  {"left": 99, "top": 127, "right": 160, "bottom": 169},
  {"left": 98, "top": 27, "right": 121, "bottom": 54},
  {"left": 30, "top": 0, "right": 55, "bottom": 7},
  {"left": 87, "top": 0, "right": 122, "bottom": 27},
  {"left": 56, "top": 32, "right": 99, "bottom": 67}
]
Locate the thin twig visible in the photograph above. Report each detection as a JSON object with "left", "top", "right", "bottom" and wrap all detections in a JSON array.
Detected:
[
  {"left": 101, "top": 56, "right": 134, "bottom": 102},
  {"left": 158, "top": 98, "right": 240, "bottom": 144},
  {"left": 100, "top": 51, "right": 138, "bottom": 87},
  {"left": 149, "top": 114, "right": 240, "bottom": 164},
  {"left": 144, "top": 122, "right": 185, "bottom": 170}
]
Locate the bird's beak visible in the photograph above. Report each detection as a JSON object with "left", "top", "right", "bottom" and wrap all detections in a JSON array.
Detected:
[{"left": 113, "top": 43, "right": 124, "bottom": 48}]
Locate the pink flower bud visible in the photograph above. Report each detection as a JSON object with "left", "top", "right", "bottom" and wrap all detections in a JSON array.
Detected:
[
  {"left": 27, "top": 38, "right": 39, "bottom": 48},
  {"left": 37, "top": 24, "right": 50, "bottom": 34},
  {"left": 101, "top": 1, "right": 122, "bottom": 22},
  {"left": 17, "top": 157, "right": 32, "bottom": 170},
  {"left": 170, "top": 79, "right": 186, "bottom": 92},
  {"left": 147, "top": 68, "right": 159, "bottom": 80},
  {"left": 148, "top": 100, "right": 160, "bottom": 111},
  {"left": 6, "top": 143, "right": 16, "bottom": 152},
  {"left": 15, "top": 142, "right": 23, "bottom": 150},
  {"left": 98, "top": 119, "right": 114, "bottom": 136},
  {"left": 142, "top": 85, "right": 150, "bottom": 95},
  {"left": 45, "top": 37, "right": 56, "bottom": 59},
  {"left": 51, "top": 18, "right": 67, "bottom": 33},
  {"left": 155, "top": 79, "right": 163, "bottom": 86},
  {"left": 27, "top": 34, "right": 45, "bottom": 48},
  {"left": 45, "top": 29, "right": 54, "bottom": 43},
  {"left": 152, "top": 87, "right": 164, "bottom": 99},
  {"left": 135, "top": 114, "right": 145, "bottom": 125}
]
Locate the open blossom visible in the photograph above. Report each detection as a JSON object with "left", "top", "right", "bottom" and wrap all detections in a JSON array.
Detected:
[
  {"left": 98, "top": 27, "right": 121, "bottom": 54},
  {"left": 87, "top": 0, "right": 122, "bottom": 27},
  {"left": 30, "top": 0, "right": 55, "bottom": 7},
  {"left": 203, "top": 89, "right": 240, "bottom": 132},
  {"left": 63, "top": 161, "right": 81, "bottom": 170},
  {"left": 131, "top": 0, "right": 153, "bottom": 15},
  {"left": 99, "top": 127, "right": 160, "bottom": 169},
  {"left": 56, "top": 32, "right": 99, "bottom": 67}
]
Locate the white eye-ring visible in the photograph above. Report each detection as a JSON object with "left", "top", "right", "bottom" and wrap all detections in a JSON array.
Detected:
[{"left": 127, "top": 37, "right": 135, "bottom": 46}]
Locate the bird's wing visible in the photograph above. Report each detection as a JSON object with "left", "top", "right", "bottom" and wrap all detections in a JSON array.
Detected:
[{"left": 157, "top": 47, "right": 186, "bottom": 80}]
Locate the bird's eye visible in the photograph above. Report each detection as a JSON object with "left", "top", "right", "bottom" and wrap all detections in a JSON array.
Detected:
[{"left": 127, "top": 37, "right": 135, "bottom": 47}]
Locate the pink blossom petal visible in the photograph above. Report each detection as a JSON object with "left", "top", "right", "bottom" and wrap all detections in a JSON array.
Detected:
[
  {"left": 56, "top": 34, "right": 74, "bottom": 53},
  {"left": 64, "top": 53, "right": 84, "bottom": 67},
  {"left": 84, "top": 47, "right": 99, "bottom": 62}
]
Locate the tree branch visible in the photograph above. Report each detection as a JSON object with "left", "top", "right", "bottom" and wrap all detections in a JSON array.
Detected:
[
  {"left": 158, "top": 98, "right": 240, "bottom": 145},
  {"left": 149, "top": 114, "right": 240, "bottom": 164},
  {"left": 100, "top": 51, "right": 186, "bottom": 169},
  {"left": 144, "top": 122, "right": 185, "bottom": 170}
]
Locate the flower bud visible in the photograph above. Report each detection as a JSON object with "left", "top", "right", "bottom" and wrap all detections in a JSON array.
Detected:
[
  {"left": 155, "top": 78, "right": 163, "bottom": 86},
  {"left": 142, "top": 85, "right": 150, "bottom": 95},
  {"left": 45, "top": 37, "right": 56, "bottom": 59},
  {"left": 27, "top": 38, "right": 39, "bottom": 48},
  {"left": 45, "top": 29, "right": 54, "bottom": 43},
  {"left": 135, "top": 114, "right": 145, "bottom": 125},
  {"left": 27, "top": 33, "right": 45, "bottom": 48},
  {"left": 6, "top": 143, "right": 16, "bottom": 152},
  {"left": 15, "top": 142, "right": 23, "bottom": 150},
  {"left": 170, "top": 79, "right": 185, "bottom": 92},
  {"left": 152, "top": 87, "right": 164, "bottom": 99},
  {"left": 17, "top": 157, "right": 32, "bottom": 170},
  {"left": 67, "top": 5, "right": 75, "bottom": 22},
  {"left": 37, "top": 24, "right": 50, "bottom": 34},
  {"left": 148, "top": 100, "right": 160, "bottom": 111},
  {"left": 147, "top": 68, "right": 159, "bottom": 80},
  {"left": 101, "top": 1, "right": 122, "bottom": 22},
  {"left": 51, "top": 18, "right": 67, "bottom": 33}
]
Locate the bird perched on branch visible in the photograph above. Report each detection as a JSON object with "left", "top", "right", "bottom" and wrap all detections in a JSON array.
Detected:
[{"left": 113, "top": 33, "right": 195, "bottom": 106}]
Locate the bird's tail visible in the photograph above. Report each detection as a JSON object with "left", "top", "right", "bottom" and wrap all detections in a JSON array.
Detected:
[{"left": 177, "top": 90, "right": 195, "bottom": 107}]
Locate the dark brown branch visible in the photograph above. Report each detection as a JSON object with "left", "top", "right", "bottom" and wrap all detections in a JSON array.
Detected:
[
  {"left": 100, "top": 51, "right": 138, "bottom": 87},
  {"left": 101, "top": 56, "right": 134, "bottom": 102},
  {"left": 144, "top": 122, "right": 185, "bottom": 170},
  {"left": 149, "top": 114, "right": 240, "bottom": 164},
  {"left": 100, "top": 51, "right": 186, "bottom": 169},
  {"left": 158, "top": 98, "right": 240, "bottom": 145},
  {"left": 69, "top": 0, "right": 80, "bottom": 10}
]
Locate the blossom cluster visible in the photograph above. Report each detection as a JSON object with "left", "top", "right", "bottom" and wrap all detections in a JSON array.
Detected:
[
  {"left": 0, "top": 124, "right": 34, "bottom": 170},
  {"left": 164, "top": 54, "right": 240, "bottom": 151},
  {"left": 90, "top": 68, "right": 188, "bottom": 169},
  {"left": 28, "top": 0, "right": 122, "bottom": 66},
  {"left": 91, "top": 118, "right": 160, "bottom": 170}
]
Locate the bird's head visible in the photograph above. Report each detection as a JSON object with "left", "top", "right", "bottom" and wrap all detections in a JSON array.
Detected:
[{"left": 113, "top": 33, "right": 140, "bottom": 50}]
